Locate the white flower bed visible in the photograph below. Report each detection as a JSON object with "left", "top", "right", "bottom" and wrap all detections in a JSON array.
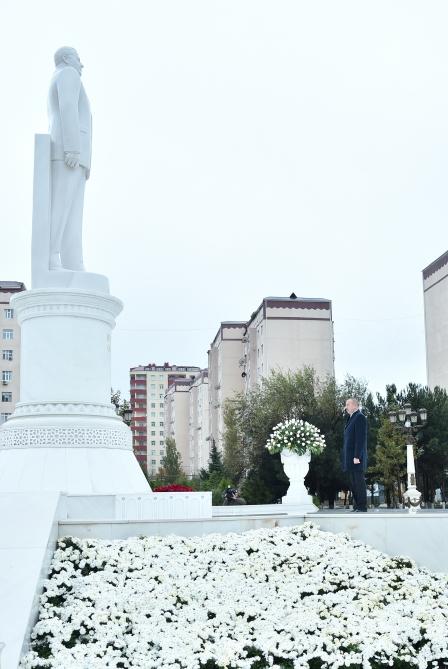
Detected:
[{"left": 21, "top": 524, "right": 448, "bottom": 669}]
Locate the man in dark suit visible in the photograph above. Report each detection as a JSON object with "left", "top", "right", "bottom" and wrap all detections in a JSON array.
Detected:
[{"left": 342, "top": 398, "right": 368, "bottom": 512}]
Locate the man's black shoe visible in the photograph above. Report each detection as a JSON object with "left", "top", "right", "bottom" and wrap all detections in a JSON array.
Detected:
[{"left": 355, "top": 509, "right": 367, "bottom": 513}]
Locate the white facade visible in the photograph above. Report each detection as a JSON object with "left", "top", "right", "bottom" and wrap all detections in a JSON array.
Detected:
[
  {"left": 0, "top": 282, "right": 26, "bottom": 423},
  {"left": 188, "top": 370, "right": 210, "bottom": 475},
  {"left": 165, "top": 379, "right": 192, "bottom": 474},
  {"left": 208, "top": 322, "right": 246, "bottom": 451},
  {"left": 423, "top": 252, "right": 448, "bottom": 390}
]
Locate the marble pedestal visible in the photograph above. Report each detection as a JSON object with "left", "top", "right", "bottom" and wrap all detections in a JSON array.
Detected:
[{"left": 0, "top": 288, "right": 149, "bottom": 494}]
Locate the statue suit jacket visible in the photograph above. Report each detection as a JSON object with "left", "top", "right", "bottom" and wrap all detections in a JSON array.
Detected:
[
  {"left": 48, "top": 66, "right": 92, "bottom": 169},
  {"left": 341, "top": 410, "right": 368, "bottom": 472}
]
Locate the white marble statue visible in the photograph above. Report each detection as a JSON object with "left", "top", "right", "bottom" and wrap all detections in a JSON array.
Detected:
[{"left": 48, "top": 46, "right": 91, "bottom": 272}]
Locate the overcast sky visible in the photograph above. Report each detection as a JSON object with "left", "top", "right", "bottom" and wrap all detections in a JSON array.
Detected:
[{"left": 1, "top": 1, "right": 447, "bottom": 399}]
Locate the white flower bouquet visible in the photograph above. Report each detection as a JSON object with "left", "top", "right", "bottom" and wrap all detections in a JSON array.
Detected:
[{"left": 266, "top": 418, "right": 326, "bottom": 456}]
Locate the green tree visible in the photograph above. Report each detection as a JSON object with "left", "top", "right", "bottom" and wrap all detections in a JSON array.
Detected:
[
  {"left": 224, "top": 368, "right": 367, "bottom": 505},
  {"left": 395, "top": 383, "right": 448, "bottom": 503},
  {"left": 222, "top": 400, "right": 246, "bottom": 481},
  {"left": 370, "top": 418, "right": 407, "bottom": 507},
  {"left": 160, "top": 436, "right": 183, "bottom": 481},
  {"left": 208, "top": 441, "right": 224, "bottom": 475},
  {"left": 199, "top": 439, "right": 225, "bottom": 480},
  {"left": 111, "top": 388, "right": 130, "bottom": 419}
]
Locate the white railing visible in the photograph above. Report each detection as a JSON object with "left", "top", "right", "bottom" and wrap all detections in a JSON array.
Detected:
[
  {"left": 213, "top": 504, "right": 288, "bottom": 517},
  {"left": 115, "top": 492, "right": 212, "bottom": 520}
]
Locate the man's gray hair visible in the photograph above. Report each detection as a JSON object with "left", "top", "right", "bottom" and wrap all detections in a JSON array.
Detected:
[
  {"left": 54, "top": 46, "right": 78, "bottom": 66},
  {"left": 347, "top": 398, "right": 359, "bottom": 407}
]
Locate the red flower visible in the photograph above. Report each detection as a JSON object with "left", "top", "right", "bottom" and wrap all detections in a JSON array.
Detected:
[{"left": 153, "top": 484, "right": 194, "bottom": 492}]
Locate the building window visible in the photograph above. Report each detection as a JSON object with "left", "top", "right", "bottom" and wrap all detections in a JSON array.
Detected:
[
  {"left": 1, "top": 392, "right": 12, "bottom": 402},
  {"left": 159, "top": 421, "right": 164, "bottom": 426},
  {"left": 151, "top": 440, "right": 156, "bottom": 446},
  {"left": 159, "top": 450, "right": 165, "bottom": 456},
  {"left": 2, "top": 330, "right": 13, "bottom": 340},
  {"left": 0, "top": 412, "right": 11, "bottom": 423},
  {"left": 159, "top": 431, "right": 164, "bottom": 436},
  {"left": 4, "top": 309, "right": 13, "bottom": 319},
  {"left": 151, "top": 431, "right": 156, "bottom": 436},
  {"left": 2, "top": 371, "right": 12, "bottom": 382},
  {"left": 151, "top": 450, "right": 156, "bottom": 455},
  {"left": 159, "top": 403, "right": 164, "bottom": 408},
  {"left": 151, "top": 459, "right": 157, "bottom": 465},
  {"left": 2, "top": 350, "right": 13, "bottom": 361},
  {"left": 151, "top": 421, "right": 155, "bottom": 427},
  {"left": 151, "top": 403, "right": 156, "bottom": 408}
]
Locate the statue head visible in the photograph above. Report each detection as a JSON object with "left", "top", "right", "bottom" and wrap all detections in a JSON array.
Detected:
[{"left": 54, "top": 47, "right": 83, "bottom": 76}]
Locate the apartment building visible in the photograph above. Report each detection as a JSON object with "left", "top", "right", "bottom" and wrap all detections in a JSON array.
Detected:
[
  {"left": 188, "top": 370, "right": 209, "bottom": 475},
  {"left": 165, "top": 378, "right": 192, "bottom": 474},
  {"left": 423, "top": 251, "right": 448, "bottom": 390},
  {"left": 208, "top": 322, "right": 246, "bottom": 451},
  {"left": 241, "top": 296, "right": 335, "bottom": 391},
  {"left": 208, "top": 295, "right": 335, "bottom": 450},
  {"left": 0, "top": 281, "right": 26, "bottom": 423},
  {"left": 129, "top": 362, "right": 200, "bottom": 475}
]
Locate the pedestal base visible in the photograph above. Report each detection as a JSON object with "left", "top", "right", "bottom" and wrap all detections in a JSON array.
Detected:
[
  {"left": 0, "top": 405, "right": 149, "bottom": 494},
  {"left": 0, "top": 448, "right": 148, "bottom": 494},
  {"left": 0, "top": 288, "right": 150, "bottom": 495}
]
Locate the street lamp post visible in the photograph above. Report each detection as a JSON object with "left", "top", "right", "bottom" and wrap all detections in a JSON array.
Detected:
[
  {"left": 122, "top": 407, "right": 133, "bottom": 426},
  {"left": 388, "top": 404, "right": 427, "bottom": 513}
]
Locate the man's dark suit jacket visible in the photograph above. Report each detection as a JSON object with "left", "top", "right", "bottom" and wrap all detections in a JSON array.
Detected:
[{"left": 342, "top": 410, "right": 368, "bottom": 472}]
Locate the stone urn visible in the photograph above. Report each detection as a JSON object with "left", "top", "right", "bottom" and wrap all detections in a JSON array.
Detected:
[{"left": 280, "top": 448, "right": 318, "bottom": 512}]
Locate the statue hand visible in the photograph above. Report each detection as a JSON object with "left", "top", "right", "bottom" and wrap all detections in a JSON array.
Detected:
[
  {"left": 64, "top": 152, "right": 80, "bottom": 168},
  {"left": 85, "top": 168, "right": 90, "bottom": 181}
]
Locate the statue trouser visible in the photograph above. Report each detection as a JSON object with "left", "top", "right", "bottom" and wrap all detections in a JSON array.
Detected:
[
  {"left": 50, "top": 161, "right": 86, "bottom": 271},
  {"left": 349, "top": 468, "right": 367, "bottom": 511}
]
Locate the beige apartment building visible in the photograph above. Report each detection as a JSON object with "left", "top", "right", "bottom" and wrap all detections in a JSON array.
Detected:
[
  {"left": 129, "top": 363, "right": 200, "bottom": 475},
  {"left": 242, "top": 296, "right": 335, "bottom": 391},
  {"left": 423, "top": 251, "right": 448, "bottom": 390},
  {"left": 208, "top": 295, "right": 335, "bottom": 450},
  {"left": 188, "top": 370, "right": 209, "bottom": 475},
  {"left": 0, "top": 281, "right": 26, "bottom": 423},
  {"left": 208, "top": 322, "right": 246, "bottom": 451},
  {"left": 165, "top": 378, "right": 192, "bottom": 474}
]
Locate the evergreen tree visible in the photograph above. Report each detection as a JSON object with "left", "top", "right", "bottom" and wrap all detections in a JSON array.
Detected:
[
  {"left": 209, "top": 441, "right": 224, "bottom": 474},
  {"left": 223, "top": 401, "right": 247, "bottom": 481},
  {"left": 160, "top": 436, "right": 183, "bottom": 481},
  {"left": 110, "top": 388, "right": 130, "bottom": 419},
  {"left": 369, "top": 418, "right": 407, "bottom": 507}
]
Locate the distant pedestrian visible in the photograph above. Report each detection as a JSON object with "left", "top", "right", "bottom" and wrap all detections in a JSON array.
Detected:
[
  {"left": 223, "top": 487, "right": 247, "bottom": 505},
  {"left": 342, "top": 398, "right": 368, "bottom": 512}
]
